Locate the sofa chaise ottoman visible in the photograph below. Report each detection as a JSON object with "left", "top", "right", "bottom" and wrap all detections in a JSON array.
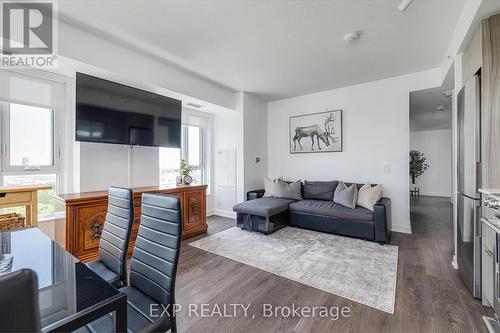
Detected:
[{"left": 233, "top": 197, "right": 295, "bottom": 234}]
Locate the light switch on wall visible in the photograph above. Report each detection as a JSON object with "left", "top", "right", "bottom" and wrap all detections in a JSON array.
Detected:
[{"left": 384, "top": 164, "right": 391, "bottom": 174}]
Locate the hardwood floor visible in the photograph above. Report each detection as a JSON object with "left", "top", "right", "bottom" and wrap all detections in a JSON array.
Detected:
[{"left": 175, "top": 196, "right": 493, "bottom": 332}]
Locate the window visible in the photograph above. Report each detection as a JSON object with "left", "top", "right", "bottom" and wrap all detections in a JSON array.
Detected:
[
  {"left": 1, "top": 102, "right": 62, "bottom": 218},
  {"left": 2, "top": 174, "right": 64, "bottom": 217},
  {"left": 159, "top": 115, "right": 210, "bottom": 189},
  {"left": 6, "top": 103, "right": 54, "bottom": 168},
  {"left": 0, "top": 70, "right": 65, "bottom": 219},
  {"left": 185, "top": 125, "right": 204, "bottom": 185},
  {"left": 159, "top": 147, "right": 181, "bottom": 187}
]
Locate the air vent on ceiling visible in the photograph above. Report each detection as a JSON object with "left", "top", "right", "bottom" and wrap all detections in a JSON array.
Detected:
[{"left": 186, "top": 102, "right": 203, "bottom": 109}]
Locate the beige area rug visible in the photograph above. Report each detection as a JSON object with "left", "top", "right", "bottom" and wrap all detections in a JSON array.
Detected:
[{"left": 189, "top": 227, "right": 398, "bottom": 313}]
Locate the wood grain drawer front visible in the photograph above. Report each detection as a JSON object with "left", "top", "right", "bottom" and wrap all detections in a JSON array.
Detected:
[
  {"left": 0, "top": 191, "right": 31, "bottom": 205},
  {"left": 76, "top": 204, "right": 107, "bottom": 254},
  {"left": 184, "top": 190, "right": 205, "bottom": 230}
]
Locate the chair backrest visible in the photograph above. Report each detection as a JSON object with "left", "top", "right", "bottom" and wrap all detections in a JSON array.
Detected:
[
  {"left": 0, "top": 269, "right": 40, "bottom": 332},
  {"left": 100, "top": 186, "right": 134, "bottom": 282},
  {"left": 129, "top": 193, "right": 182, "bottom": 308}
]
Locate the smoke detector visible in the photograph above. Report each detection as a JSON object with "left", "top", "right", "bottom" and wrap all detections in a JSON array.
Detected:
[
  {"left": 443, "top": 90, "right": 453, "bottom": 98},
  {"left": 398, "top": 0, "right": 415, "bottom": 12},
  {"left": 344, "top": 31, "right": 362, "bottom": 43}
]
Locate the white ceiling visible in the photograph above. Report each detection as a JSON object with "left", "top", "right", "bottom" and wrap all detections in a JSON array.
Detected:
[
  {"left": 410, "top": 68, "right": 454, "bottom": 132},
  {"left": 58, "top": 0, "right": 465, "bottom": 101}
]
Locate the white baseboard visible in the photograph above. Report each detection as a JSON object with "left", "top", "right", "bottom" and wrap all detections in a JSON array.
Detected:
[
  {"left": 420, "top": 192, "right": 451, "bottom": 198},
  {"left": 391, "top": 223, "right": 412, "bottom": 234},
  {"left": 210, "top": 209, "right": 236, "bottom": 219}
]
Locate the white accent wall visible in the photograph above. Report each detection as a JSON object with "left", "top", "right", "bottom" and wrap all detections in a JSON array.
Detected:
[
  {"left": 210, "top": 91, "right": 268, "bottom": 217},
  {"left": 267, "top": 69, "right": 442, "bottom": 234},
  {"left": 213, "top": 104, "right": 244, "bottom": 217},
  {"left": 242, "top": 93, "right": 268, "bottom": 194},
  {"left": 78, "top": 143, "right": 161, "bottom": 192},
  {"left": 79, "top": 142, "right": 130, "bottom": 191},
  {"left": 410, "top": 129, "right": 453, "bottom": 197}
]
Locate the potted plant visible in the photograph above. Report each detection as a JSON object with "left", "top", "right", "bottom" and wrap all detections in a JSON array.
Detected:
[
  {"left": 179, "top": 159, "right": 194, "bottom": 185},
  {"left": 409, "top": 150, "right": 429, "bottom": 184}
]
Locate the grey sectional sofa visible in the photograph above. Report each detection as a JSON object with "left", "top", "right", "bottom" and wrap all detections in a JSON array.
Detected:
[{"left": 233, "top": 181, "right": 391, "bottom": 244}]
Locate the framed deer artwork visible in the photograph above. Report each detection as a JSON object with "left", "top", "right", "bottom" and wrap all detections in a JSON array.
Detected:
[{"left": 289, "top": 110, "right": 343, "bottom": 154}]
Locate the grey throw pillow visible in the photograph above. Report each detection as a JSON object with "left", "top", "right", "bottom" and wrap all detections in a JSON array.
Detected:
[
  {"left": 276, "top": 179, "right": 302, "bottom": 200},
  {"left": 333, "top": 181, "right": 358, "bottom": 209}
]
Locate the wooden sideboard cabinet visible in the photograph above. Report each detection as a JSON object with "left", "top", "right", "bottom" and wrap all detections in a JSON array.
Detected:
[{"left": 55, "top": 184, "right": 207, "bottom": 262}]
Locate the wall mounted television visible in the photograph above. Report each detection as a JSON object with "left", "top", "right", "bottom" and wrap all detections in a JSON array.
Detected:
[{"left": 75, "top": 72, "right": 181, "bottom": 148}]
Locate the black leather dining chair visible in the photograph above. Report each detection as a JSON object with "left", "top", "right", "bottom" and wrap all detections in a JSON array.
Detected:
[
  {"left": 86, "top": 193, "right": 182, "bottom": 333},
  {"left": 0, "top": 269, "right": 40, "bottom": 333},
  {"left": 86, "top": 186, "right": 134, "bottom": 288}
]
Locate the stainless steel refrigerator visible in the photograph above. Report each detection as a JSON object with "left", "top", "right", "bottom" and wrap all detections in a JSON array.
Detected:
[{"left": 457, "top": 74, "right": 482, "bottom": 298}]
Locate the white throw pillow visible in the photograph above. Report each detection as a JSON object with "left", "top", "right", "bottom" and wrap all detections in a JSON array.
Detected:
[
  {"left": 357, "top": 183, "right": 383, "bottom": 211},
  {"left": 263, "top": 177, "right": 282, "bottom": 197}
]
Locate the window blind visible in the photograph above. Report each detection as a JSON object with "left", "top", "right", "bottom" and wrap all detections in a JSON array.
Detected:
[{"left": 0, "top": 69, "right": 65, "bottom": 110}]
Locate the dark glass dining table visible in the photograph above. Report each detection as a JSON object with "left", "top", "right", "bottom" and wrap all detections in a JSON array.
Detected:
[{"left": 0, "top": 227, "right": 127, "bottom": 332}]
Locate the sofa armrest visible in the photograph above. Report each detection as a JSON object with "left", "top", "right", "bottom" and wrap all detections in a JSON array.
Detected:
[
  {"left": 373, "top": 197, "right": 391, "bottom": 243},
  {"left": 247, "top": 189, "right": 265, "bottom": 201}
]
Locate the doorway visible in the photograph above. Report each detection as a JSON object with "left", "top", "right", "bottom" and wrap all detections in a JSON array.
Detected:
[
  {"left": 408, "top": 68, "right": 455, "bottom": 285},
  {"left": 409, "top": 68, "right": 454, "bottom": 224}
]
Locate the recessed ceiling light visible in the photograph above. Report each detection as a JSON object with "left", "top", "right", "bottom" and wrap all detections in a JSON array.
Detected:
[{"left": 344, "top": 31, "right": 362, "bottom": 43}]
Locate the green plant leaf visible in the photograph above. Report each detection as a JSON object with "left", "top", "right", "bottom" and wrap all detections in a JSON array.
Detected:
[{"left": 409, "top": 150, "right": 429, "bottom": 181}]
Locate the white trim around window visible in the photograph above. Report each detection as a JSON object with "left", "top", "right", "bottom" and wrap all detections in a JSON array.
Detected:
[
  {"left": 159, "top": 109, "right": 212, "bottom": 194},
  {"left": 0, "top": 69, "right": 67, "bottom": 218},
  {"left": 0, "top": 102, "right": 61, "bottom": 173}
]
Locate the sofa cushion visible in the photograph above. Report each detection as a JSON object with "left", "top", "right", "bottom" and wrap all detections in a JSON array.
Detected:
[
  {"left": 334, "top": 181, "right": 358, "bottom": 209},
  {"left": 289, "top": 200, "right": 373, "bottom": 221},
  {"left": 275, "top": 179, "right": 302, "bottom": 200},
  {"left": 303, "top": 181, "right": 338, "bottom": 200},
  {"left": 263, "top": 177, "right": 282, "bottom": 197},
  {"left": 357, "top": 183, "right": 383, "bottom": 211},
  {"left": 233, "top": 197, "right": 296, "bottom": 217}
]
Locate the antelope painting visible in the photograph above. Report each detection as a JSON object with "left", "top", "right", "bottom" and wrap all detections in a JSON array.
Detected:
[
  {"left": 292, "top": 124, "right": 331, "bottom": 151},
  {"left": 290, "top": 110, "right": 342, "bottom": 153}
]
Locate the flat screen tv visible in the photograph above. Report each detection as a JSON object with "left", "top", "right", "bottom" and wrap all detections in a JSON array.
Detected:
[{"left": 76, "top": 72, "right": 181, "bottom": 148}]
